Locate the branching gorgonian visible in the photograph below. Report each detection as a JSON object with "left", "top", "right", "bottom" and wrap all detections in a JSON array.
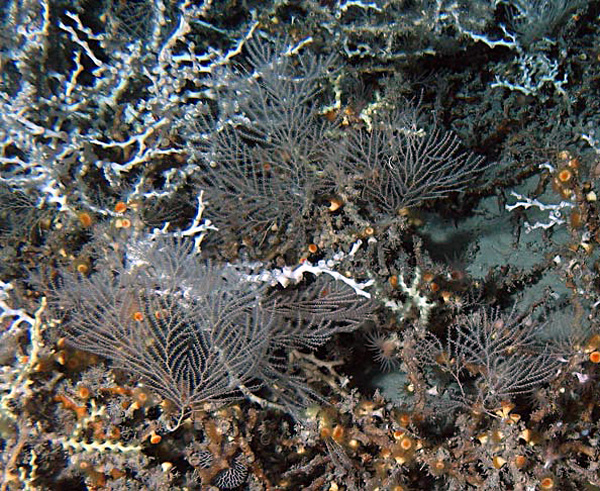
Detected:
[
  {"left": 190, "top": 35, "right": 337, "bottom": 246},
  {"left": 45, "top": 237, "right": 373, "bottom": 422},
  {"left": 333, "top": 104, "right": 487, "bottom": 216},
  {"left": 188, "top": 36, "right": 487, "bottom": 249},
  {"left": 417, "top": 306, "right": 561, "bottom": 415}
]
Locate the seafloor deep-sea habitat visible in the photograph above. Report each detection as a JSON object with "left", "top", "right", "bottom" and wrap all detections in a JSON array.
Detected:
[{"left": 2, "top": 0, "right": 600, "bottom": 489}]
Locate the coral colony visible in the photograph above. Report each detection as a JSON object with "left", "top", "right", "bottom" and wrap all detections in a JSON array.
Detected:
[{"left": 1, "top": 0, "right": 600, "bottom": 489}]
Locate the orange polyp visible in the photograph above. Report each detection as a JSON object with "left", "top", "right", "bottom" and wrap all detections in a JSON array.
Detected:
[
  {"left": 328, "top": 198, "right": 343, "bottom": 212},
  {"left": 332, "top": 425, "right": 344, "bottom": 443},
  {"left": 399, "top": 437, "right": 413, "bottom": 450},
  {"left": 587, "top": 334, "right": 600, "bottom": 351},
  {"left": 557, "top": 168, "right": 572, "bottom": 183},
  {"left": 589, "top": 351, "right": 600, "bottom": 363},
  {"left": 540, "top": 477, "right": 555, "bottom": 489},
  {"left": 78, "top": 212, "right": 93, "bottom": 228},
  {"left": 320, "top": 427, "right": 331, "bottom": 439},
  {"left": 422, "top": 272, "right": 435, "bottom": 283},
  {"left": 55, "top": 394, "right": 87, "bottom": 420},
  {"left": 570, "top": 210, "right": 582, "bottom": 229},
  {"left": 133, "top": 311, "right": 144, "bottom": 322},
  {"left": 77, "top": 387, "right": 91, "bottom": 399},
  {"left": 114, "top": 201, "right": 127, "bottom": 213},
  {"left": 440, "top": 291, "right": 452, "bottom": 303},
  {"left": 398, "top": 413, "right": 411, "bottom": 426},
  {"left": 132, "top": 387, "right": 152, "bottom": 408}
]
